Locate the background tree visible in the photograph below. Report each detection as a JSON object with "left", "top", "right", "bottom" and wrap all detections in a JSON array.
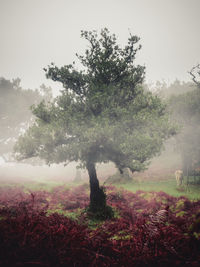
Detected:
[
  {"left": 14, "top": 28, "right": 175, "bottom": 216},
  {"left": 73, "top": 168, "right": 82, "bottom": 183},
  {"left": 168, "top": 70, "right": 200, "bottom": 179},
  {"left": 153, "top": 80, "right": 195, "bottom": 99},
  {"left": 0, "top": 78, "right": 53, "bottom": 162},
  {"left": 106, "top": 168, "right": 133, "bottom": 184}
]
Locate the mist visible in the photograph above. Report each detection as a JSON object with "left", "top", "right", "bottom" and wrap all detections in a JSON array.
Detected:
[
  {"left": 1, "top": 1, "right": 200, "bottom": 265},
  {"left": 0, "top": 77, "right": 199, "bottom": 184}
]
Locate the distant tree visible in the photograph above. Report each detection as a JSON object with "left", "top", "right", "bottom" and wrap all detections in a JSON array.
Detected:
[
  {"left": 169, "top": 73, "right": 200, "bottom": 177},
  {"left": 154, "top": 80, "right": 195, "bottom": 99},
  {"left": 106, "top": 168, "right": 132, "bottom": 184},
  {"left": 0, "top": 77, "right": 52, "bottom": 161},
  {"left": 14, "top": 28, "right": 175, "bottom": 216},
  {"left": 73, "top": 168, "right": 82, "bottom": 183}
]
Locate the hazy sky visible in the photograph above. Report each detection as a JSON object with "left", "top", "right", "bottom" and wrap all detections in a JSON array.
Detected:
[{"left": 0, "top": 0, "right": 200, "bottom": 94}]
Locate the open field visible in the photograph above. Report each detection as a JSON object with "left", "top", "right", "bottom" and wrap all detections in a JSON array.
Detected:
[{"left": 120, "top": 179, "right": 200, "bottom": 200}]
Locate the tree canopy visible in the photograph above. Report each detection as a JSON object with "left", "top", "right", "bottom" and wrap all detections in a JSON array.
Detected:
[{"left": 14, "top": 28, "right": 175, "bottom": 214}]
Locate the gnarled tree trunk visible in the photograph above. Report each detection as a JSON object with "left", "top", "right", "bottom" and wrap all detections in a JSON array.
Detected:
[{"left": 86, "top": 161, "right": 106, "bottom": 212}]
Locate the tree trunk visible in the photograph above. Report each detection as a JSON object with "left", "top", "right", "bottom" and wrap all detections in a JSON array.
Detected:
[{"left": 86, "top": 161, "right": 106, "bottom": 212}]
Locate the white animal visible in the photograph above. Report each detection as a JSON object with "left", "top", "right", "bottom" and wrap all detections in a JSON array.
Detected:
[{"left": 175, "top": 170, "right": 183, "bottom": 186}]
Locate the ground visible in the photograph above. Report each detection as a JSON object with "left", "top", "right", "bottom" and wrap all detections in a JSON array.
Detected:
[{"left": 0, "top": 173, "right": 200, "bottom": 266}]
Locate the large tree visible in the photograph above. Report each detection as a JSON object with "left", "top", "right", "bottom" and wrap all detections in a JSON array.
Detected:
[{"left": 14, "top": 29, "right": 175, "bottom": 215}]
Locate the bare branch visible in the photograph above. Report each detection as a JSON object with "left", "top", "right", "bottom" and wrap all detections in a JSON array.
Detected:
[{"left": 188, "top": 64, "right": 200, "bottom": 86}]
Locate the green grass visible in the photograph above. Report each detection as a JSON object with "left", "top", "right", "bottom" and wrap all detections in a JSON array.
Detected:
[
  {"left": 47, "top": 208, "right": 83, "bottom": 220},
  {"left": 117, "top": 179, "right": 200, "bottom": 200}
]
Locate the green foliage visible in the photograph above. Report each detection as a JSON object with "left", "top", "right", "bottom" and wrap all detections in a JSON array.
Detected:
[
  {"left": 175, "top": 199, "right": 185, "bottom": 210},
  {"left": 176, "top": 211, "right": 186, "bottom": 217},
  {"left": 14, "top": 28, "right": 175, "bottom": 174}
]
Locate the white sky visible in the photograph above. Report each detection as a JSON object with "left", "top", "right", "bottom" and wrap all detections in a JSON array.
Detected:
[{"left": 0, "top": 0, "right": 200, "bottom": 95}]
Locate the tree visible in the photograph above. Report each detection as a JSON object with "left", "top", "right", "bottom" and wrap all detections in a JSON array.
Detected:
[
  {"left": 169, "top": 72, "right": 200, "bottom": 178},
  {"left": 154, "top": 80, "right": 195, "bottom": 99},
  {"left": 14, "top": 28, "right": 175, "bottom": 216},
  {"left": 73, "top": 168, "right": 82, "bottom": 183},
  {"left": 0, "top": 77, "right": 52, "bottom": 161},
  {"left": 106, "top": 168, "right": 133, "bottom": 184}
]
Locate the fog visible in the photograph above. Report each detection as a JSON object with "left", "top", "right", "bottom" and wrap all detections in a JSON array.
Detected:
[
  {"left": 1, "top": 2, "right": 200, "bottom": 265},
  {"left": 0, "top": 161, "right": 76, "bottom": 183},
  {"left": 0, "top": 77, "right": 199, "bottom": 186},
  {"left": 0, "top": 0, "right": 200, "bottom": 93},
  {"left": 0, "top": 1, "right": 200, "bottom": 185},
  {"left": 0, "top": 160, "right": 118, "bottom": 184}
]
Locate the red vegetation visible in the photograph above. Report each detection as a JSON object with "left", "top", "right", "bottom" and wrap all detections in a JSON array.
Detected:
[{"left": 0, "top": 184, "right": 200, "bottom": 266}]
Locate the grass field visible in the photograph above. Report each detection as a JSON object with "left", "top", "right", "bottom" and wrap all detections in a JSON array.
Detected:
[{"left": 119, "top": 179, "right": 200, "bottom": 200}]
